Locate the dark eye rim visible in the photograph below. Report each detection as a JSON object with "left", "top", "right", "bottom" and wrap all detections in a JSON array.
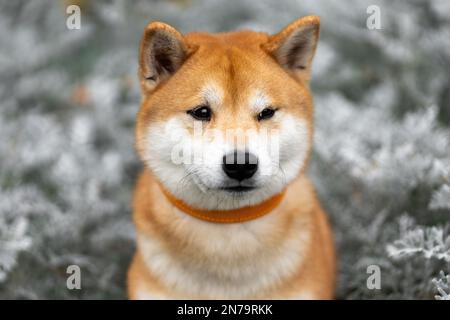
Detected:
[
  {"left": 187, "top": 105, "right": 212, "bottom": 121},
  {"left": 257, "top": 107, "right": 278, "bottom": 121}
]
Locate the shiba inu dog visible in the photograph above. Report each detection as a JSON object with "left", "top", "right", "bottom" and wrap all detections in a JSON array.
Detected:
[{"left": 128, "top": 16, "right": 336, "bottom": 299}]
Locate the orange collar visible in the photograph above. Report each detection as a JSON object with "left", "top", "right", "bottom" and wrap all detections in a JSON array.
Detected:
[{"left": 159, "top": 185, "right": 285, "bottom": 224}]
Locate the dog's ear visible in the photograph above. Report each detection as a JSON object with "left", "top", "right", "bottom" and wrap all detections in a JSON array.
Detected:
[
  {"left": 139, "top": 22, "right": 193, "bottom": 92},
  {"left": 263, "top": 16, "right": 320, "bottom": 82}
]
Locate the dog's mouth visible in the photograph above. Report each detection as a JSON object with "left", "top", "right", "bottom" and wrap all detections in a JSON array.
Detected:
[
  {"left": 190, "top": 173, "right": 259, "bottom": 194},
  {"left": 220, "top": 185, "right": 256, "bottom": 193}
]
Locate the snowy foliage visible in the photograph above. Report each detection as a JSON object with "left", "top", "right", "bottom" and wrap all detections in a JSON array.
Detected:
[
  {"left": 0, "top": 0, "right": 449, "bottom": 299},
  {"left": 433, "top": 271, "right": 450, "bottom": 300},
  {"left": 387, "top": 216, "right": 450, "bottom": 262},
  {"left": 430, "top": 184, "right": 450, "bottom": 210}
]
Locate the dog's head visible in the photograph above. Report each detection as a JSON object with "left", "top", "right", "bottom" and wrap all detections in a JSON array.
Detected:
[{"left": 135, "top": 17, "right": 320, "bottom": 210}]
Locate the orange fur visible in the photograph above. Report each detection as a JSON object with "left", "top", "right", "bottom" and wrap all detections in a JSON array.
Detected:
[{"left": 128, "top": 16, "right": 336, "bottom": 299}]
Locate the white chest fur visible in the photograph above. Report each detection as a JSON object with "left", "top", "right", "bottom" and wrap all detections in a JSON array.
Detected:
[{"left": 137, "top": 208, "right": 311, "bottom": 299}]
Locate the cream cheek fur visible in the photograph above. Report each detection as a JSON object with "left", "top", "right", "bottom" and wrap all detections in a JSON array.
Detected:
[{"left": 142, "top": 113, "right": 309, "bottom": 210}]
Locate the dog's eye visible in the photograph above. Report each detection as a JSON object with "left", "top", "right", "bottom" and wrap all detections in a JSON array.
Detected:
[
  {"left": 257, "top": 108, "right": 277, "bottom": 121},
  {"left": 187, "top": 105, "right": 212, "bottom": 121}
]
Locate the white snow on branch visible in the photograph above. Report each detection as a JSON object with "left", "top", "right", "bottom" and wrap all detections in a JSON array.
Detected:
[
  {"left": 433, "top": 271, "right": 450, "bottom": 300},
  {"left": 387, "top": 216, "right": 450, "bottom": 262},
  {"left": 429, "top": 184, "right": 450, "bottom": 210}
]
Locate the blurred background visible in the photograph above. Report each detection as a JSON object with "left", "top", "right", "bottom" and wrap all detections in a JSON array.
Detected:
[{"left": 0, "top": 0, "right": 449, "bottom": 299}]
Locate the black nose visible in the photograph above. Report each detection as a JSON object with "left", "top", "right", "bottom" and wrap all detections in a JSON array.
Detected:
[{"left": 222, "top": 151, "right": 258, "bottom": 181}]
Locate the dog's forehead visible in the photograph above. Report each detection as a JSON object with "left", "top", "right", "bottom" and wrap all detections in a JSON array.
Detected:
[
  {"left": 184, "top": 34, "right": 279, "bottom": 109},
  {"left": 141, "top": 30, "right": 311, "bottom": 118},
  {"left": 185, "top": 30, "right": 270, "bottom": 49},
  {"left": 200, "top": 82, "right": 270, "bottom": 112}
]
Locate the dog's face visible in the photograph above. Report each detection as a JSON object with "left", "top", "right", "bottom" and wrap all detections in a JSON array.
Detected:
[{"left": 136, "top": 17, "right": 320, "bottom": 210}]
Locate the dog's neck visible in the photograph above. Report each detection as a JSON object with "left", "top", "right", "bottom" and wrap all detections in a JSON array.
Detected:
[{"left": 158, "top": 183, "right": 286, "bottom": 223}]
